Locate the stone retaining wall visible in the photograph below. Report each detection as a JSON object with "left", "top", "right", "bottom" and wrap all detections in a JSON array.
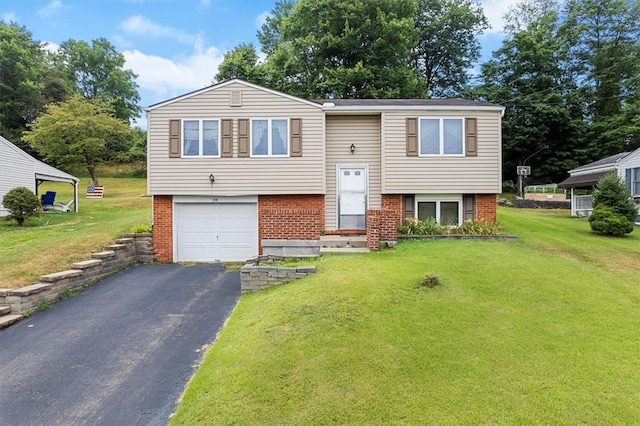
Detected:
[
  {"left": 240, "top": 255, "right": 316, "bottom": 294},
  {"left": 0, "top": 233, "right": 154, "bottom": 315}
]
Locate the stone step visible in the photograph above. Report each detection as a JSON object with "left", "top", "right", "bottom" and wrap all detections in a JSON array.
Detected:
[
  {"left": 0, "top": 314, "right": 23, "bottom": 330},
  {"left": 320, "top": 247, "right": 370, "bottom": 254},
  {"left": 0, "top": 305, "right": 11, "bottom": 315},
  {"left": 319, "top": 235, "right": 367, "bottom": 248}
]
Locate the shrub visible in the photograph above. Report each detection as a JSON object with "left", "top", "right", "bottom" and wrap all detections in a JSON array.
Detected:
[
  {"left": 397, "top": 218, "right": 501, "bottom": 236},
  {"left": 589, "top": 205, "right": 634, "bottom": 236},
  {"left": 2, "top": 186, "right": 40, "bottom": 226},
  {"left": 398, "top": 217, "right": 444, "bottom": 235},
  {"left": 589, "top": 173, "right": 636, "bottom": 236},
  {"left": 130, "top": 222, "right": 152, "bottom": 233}
]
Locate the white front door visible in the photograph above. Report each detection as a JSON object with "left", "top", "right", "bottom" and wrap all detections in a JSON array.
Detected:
[{"left": 338, "top": 166, "right": 367, "bottom": 229}]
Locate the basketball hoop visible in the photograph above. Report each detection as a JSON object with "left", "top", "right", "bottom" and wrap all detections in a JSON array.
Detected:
[{"left": 517, "top": 166, "right": 531, "bottom": 177}]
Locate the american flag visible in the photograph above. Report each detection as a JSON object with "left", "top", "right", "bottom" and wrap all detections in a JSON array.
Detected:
[{"left": 86, "top": 185, "right": 104, "bottom": 198}]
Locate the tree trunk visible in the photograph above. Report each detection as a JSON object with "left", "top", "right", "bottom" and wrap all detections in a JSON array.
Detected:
[{"left": 88, "top": 167, "right": 99, "bottom": 186}]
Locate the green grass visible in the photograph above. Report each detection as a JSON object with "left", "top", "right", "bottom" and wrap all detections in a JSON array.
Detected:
[
  {"left": 171, "top": 208, "right": 640, "bottom": 425},
  {"left": 0, "top": 177, "right": 150, "bottom": 288}
]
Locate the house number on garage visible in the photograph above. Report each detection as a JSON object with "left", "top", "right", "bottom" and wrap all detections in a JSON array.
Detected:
[{"left": 212, "top": 198, "right": 218, "bottom": 202}]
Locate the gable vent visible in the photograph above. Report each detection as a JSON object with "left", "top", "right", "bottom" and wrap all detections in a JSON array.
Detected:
[{"left": 230, "top": 89, "right": 242, "bottom": 107}]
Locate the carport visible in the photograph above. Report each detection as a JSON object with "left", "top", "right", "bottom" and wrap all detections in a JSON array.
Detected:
[{"left": 0, "top": 135, "right": 79, "bottom": 214}]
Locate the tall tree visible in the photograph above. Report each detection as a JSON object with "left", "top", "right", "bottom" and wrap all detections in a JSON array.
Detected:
[
  {"left": 54, "top": 38, "right": 141, "bottom": 123},
  {"left": 413, "top": 0, "right": 489, "bottom": 97},
  {"left": 0, "top": 22, "right": 59, "bottom": 147},
  {"left": 23, "top": 94, "right": 133, "bottom": 186},
  {"left": 213, "top": 43, "right": 265, "bottom": 84},
  {"left": 474, "top": 7, "right": 586, "bottom": 184},
  {"left": 562, "top": 0, "right": 640, "bottom": 157},
  {"left": 255, "top": 0, "right": 424, "bottom": 98}
]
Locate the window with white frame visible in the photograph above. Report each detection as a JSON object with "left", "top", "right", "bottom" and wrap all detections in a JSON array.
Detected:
[
  {"left": 182, "top": 119, "right": 220, "bottom": 157},
  {"left": 416, "top": 196, "right": 461, "bottom": 225},
  {"left": 633, "top": 168, "right": 640, "bottom": 196},
  {"left": 251, "top": 119, "right": 288, "bottom": 156},
  {"left": 419, "top": 118, "right": 464, "bottom": 156}
]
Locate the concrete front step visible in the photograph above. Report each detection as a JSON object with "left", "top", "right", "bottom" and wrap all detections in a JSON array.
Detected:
[
  {"left": 319, "top": 235, "right": 367, "bottom": 248},
  {"left": 320, "top": 247, "right": 370, "bottom": 254},
  {"left": 0, "top": 314, "right": 23, "bottom": 329},
  {"left": 0, "top": 305, "right": 11, "bottom": 315}
]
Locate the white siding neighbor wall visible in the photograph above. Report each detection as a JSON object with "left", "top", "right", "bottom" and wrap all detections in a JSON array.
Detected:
[
  {"left": 147, "top": 81, "right": 325, "bottom": 196},
  {"left": 325, "top": 115, "right": 381, "bottom": 230},
  {"left": 381, "top": 110, "right": 502, "bottom": 194},
  {"left": 0, "top": 138, "right": 36, "bottom": 216}
]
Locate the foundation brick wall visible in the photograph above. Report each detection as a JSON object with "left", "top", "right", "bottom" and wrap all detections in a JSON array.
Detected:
[
  {"left": 258, "top": 195, "right": 325, "bottom": 253},
  {"left": 476, "top": 194, "right": 497, "bottom": 222},
  {"left": 153, "top": 196, "right": 173, "bottom": 263}
]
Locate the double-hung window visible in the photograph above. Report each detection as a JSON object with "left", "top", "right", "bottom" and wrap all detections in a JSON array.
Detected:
[
  {"left": 632, "top": 168, "right": 640, "bottom": 197},
  {"left": 416, "top": 196, "right": 461, "bottom": 225},
  {"left": 251, "top": 119, "right": 288, "bottom": 156},
  {"left": 419, "top": 118, "right": 464, "bottom": 156},
  {"left": 182, "top": 119, "right": 220, "bottom": 157}
]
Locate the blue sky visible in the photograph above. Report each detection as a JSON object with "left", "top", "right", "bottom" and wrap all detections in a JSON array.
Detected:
[{"left": 1, "top": 0, "right": 519, "bottom": 128}]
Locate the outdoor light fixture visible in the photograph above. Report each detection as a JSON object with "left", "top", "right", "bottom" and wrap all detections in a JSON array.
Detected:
[
  {"left": 350, "top": 143, "right": 356, "bottom": 154},
  {"left": 209, "top": 174, "right": 215, "bottom": 184}
]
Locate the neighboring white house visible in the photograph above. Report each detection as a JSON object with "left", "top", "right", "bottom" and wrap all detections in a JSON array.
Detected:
[
  {"left": 0, "top": 135, "right": 79, "bottom": 216},
  {"left": 558, "top": 148, "right": 640, "bottom": 222}
]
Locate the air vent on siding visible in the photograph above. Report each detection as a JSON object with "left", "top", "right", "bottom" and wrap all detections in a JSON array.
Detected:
[{"left": 230, "top": 89, "right": 242, "bottom": 107}]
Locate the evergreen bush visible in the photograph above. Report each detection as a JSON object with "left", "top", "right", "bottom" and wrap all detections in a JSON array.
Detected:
[
  {"left": 2, "top": 186, "right": 40, "bottom": 226},
  {"left": 588, "top": 173, "right": 636, "bottom": 236}
]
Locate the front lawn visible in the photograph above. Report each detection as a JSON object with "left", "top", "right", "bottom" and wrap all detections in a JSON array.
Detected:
[
  {"left": 171, "top": 209, "right": 640, "bottom": 424},
  {"left": 0, "top": 177, "right": 150, "bottom": 288}
]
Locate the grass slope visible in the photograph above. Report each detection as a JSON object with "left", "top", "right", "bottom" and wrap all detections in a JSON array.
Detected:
[
  {"left": 0, "top": 177, "right": 150, "bottom": 288},
  {"left": 172, "top": 209, "right": 640, "bottom": 425}
]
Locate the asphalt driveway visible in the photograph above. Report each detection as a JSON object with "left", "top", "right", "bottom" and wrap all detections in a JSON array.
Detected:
[{"left": 0, "top": 263, "right": 240, "bottom": 426}]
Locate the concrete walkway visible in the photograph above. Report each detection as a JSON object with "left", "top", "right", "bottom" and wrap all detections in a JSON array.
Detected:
[{"left": 0, "top": 263, "right": 240, "bottom": 426}]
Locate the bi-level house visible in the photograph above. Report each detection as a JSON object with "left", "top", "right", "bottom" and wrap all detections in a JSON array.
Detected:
[{"left": 146, "top": 79, "right": 504, "bottom": 262}]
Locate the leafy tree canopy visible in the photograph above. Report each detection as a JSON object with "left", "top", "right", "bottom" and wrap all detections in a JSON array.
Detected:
[
  {"left": 53, "top": 38, "right": 141, "bottom": 123},
  {"left": 0, "top": 21, "right": 70, "bottom": 150},
  {"left": 219, "top": 0, "right": 488, "bottom": 99},
  {"left": 23, "top": 94, "right": 134, "bottom": 186}
]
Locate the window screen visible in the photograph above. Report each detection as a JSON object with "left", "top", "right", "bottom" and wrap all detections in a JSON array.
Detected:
[{"left": 417, "top": 202, "right": 436, "bottom": 221}]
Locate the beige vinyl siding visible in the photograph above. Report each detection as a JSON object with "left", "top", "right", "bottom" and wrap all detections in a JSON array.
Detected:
[
  {"left": 147, "top": 82, "right": 324, "bottom": 196},
  {"left": 381, "top": 110, "right": 502, "bottom": 194},
  {"left": 325, "top": 115, "right": 381, "bottom": 230}
]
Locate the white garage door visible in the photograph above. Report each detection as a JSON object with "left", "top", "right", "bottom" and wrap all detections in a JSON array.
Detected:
[{"left": 175, "top": 202, "right": 257, "bottom": 262}]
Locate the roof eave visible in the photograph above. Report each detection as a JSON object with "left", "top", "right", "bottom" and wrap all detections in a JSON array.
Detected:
[
  {"left": 321, "top": 104, "right": 506, "bottom": 113},
  {"left": 147, "top": 79, "right": 323, "bottom": 111}
]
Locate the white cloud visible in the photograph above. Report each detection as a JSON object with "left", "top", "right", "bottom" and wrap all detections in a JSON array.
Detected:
[
  {"left": 123, "top": 46, "right": 225, "bottom": 103},
  {"left": 119, "top": 15, "right": 197, "bottom": 45},
  {"left": 480, "top": 0, "right": 524, "bottom": 34},
  {"left": 2, "top": 12, "right": 17, "bottom": 22},
  {"left": 42, "top": 41, "right": 60, "bottom": 54},
  {"left": 200, "top": 0, "right": 212, "bottom": 6},
  {"left": 256, "top": 11, "right": 270, "bottom": 29},
  {"left": 37, "top": 0, "right": 63, "bottom": 18}
]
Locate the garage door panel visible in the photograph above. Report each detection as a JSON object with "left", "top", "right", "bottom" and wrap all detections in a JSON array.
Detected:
[{"left": 175, "top": 202, "right": 257, "bottom": 262}]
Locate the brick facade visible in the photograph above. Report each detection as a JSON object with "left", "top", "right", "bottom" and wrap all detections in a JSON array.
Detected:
[
  {"left": 366, "top": 210, "right": 380, "bottom": 251},
  {"left": 380, "top": 195, "right": 404, "bottom": 242},
  {"left": 366, "top": 195, "right": 404, "bottom": 251},
  {"left": 476, "top": 194, "right": 497, "bottom": 222},
  {"left": 153, "top": 196, "right": 173, "bottom": 263},
  {"left": 258, "top": 195, "right": 325, "bottom": 253}
]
